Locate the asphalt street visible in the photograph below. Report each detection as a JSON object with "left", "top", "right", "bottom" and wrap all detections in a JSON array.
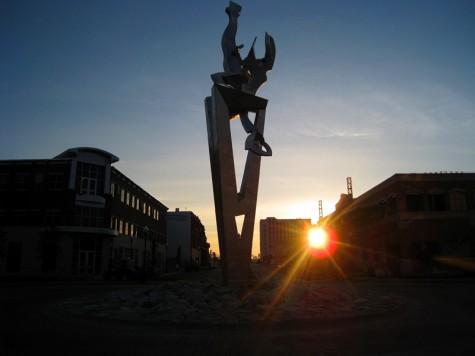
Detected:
[{"left": 2, "top": 278, "right": 475, "bottom": 355}]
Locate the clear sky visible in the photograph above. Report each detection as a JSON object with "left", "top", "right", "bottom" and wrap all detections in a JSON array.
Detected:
[{"left": 1, "top": 0, "right": 475, "bottom": 256}]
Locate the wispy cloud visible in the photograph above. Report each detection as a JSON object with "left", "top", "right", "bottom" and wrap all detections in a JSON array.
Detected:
[{"left": 269, "top": 80, "right": 475, "bottom": 153}]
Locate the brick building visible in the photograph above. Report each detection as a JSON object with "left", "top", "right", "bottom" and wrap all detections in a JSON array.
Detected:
[
  {"left": 0, "top": 147, "right": 168, "bottom": 278},
  {"left": 325, "top": 173, "right": 475, "bottom": 277},
  {"left": 260, "top": 217, "right": 312, "bottom": 264}
]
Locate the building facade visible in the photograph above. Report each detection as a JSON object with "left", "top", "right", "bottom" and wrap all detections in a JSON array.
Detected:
[
  {"left": 166, "top": 209, "right": 209, "bottom": 270},
  {"left": 325, "top": 173, "right": 475, "bottom": 277},
  {"left": 109, "top": 167, "right": 168, "bottom": 275},
  {"left": 260, "top": 217, "right": 312, "bottom": 264},
  {"left": 0, "top": 147, "right": 168, "bottom": 278}
]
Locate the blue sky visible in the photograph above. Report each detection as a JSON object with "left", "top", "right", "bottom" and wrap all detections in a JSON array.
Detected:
[{"left": 1, "top": 0, "right": 475, "bottom": 255}]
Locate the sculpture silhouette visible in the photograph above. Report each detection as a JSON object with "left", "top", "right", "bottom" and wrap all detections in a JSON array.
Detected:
[
  {"left": 213, "top": 0, "right": 276, "bottom": 157},
  {"left": 205, "top": 1, "right": 276, "bottom": 284}
]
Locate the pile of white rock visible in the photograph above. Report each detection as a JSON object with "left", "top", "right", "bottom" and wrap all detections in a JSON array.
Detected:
[{"left": 61, "top": 277, "right": 404, "bottom": 324}]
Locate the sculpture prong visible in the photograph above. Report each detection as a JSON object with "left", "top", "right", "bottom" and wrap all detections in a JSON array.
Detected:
[
  {"left": 264, "top": 32, "right": 276, "bottom": 70},
  {"left": 245, "top": 131, "right": 272, "bottom": 157}
]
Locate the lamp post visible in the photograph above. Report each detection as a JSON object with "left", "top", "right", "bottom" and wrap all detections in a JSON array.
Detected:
[
  {"left": 130, "top": 234, "right": 133, "bottom": 263},
  {"left": 143, "top": 226, "right": 149, "bottom": 279}
]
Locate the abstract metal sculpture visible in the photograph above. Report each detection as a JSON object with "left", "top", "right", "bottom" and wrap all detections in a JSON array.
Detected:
[{"left": 205, "top": 1, "right": 276, "bottom": 284}]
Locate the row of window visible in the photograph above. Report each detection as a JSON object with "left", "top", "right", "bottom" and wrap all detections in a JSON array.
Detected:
[
  {"left": 0, "top": 170, "right": 106, "bottom": 194},
  {"left": 110, "top": 216, "right": 166, "bottom": 243},
  {"left": 261, "top": 221, "right": 310, "bottom": 241},
  {"left": 406, "top": 191, "right": 469, "bottom": 212},
  {"left": 0, "top": 209, "right": 62, "bottom": 226},
  {"left": 74, "top": 207, "right": 105, "bottom": 228},
  {"left": 0, "top": 172, "right": 65, "bottom": 191},
  {"left": 111, "top": 182, "right": 161, "bottom": 221},
  {"left": 371, "top": 196, "right": 398, "bottom": 217},
  {"left": 0, "top": 207, "right": 107, "bottom": 228},
  {"left": 368, "top": 191, "right": 471, "bottom": 217}
]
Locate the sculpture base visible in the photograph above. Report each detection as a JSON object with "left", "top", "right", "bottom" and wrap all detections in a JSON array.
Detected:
[{"left": 222, "top": 249, "right": 255, "bottom": 285}]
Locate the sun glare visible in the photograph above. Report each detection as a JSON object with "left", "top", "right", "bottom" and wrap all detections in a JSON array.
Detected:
[
  {"left": 308, "top": 228, "right": 328, "bottom": 249},
  {"left": 307, "top": 226, "right": 338, "bottom": 258},
  {"left": 241, "top": 225, "right": 341, "bottom": 320}
]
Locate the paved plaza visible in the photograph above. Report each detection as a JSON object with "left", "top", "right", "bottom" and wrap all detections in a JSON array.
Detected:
[{"left": 2, "top": 267, "right": 475, "bottom": 355}]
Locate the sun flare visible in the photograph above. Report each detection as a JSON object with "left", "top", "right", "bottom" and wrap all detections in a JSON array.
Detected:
[
  {"left": 307, "top": 225, "right": 338, "bottom": 258},
  {"left": 308, "top": 228, "right": 328, "bottom": 249}
]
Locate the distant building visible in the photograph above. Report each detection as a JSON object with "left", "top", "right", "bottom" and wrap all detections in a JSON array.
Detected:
[
  {"left": 167, "top": 208, "right": 209, "bottom": 270},
  {"left": 260, "top": 217, "right": 312, "bottom": 264},
  {"left": 0, "top": 147, "right": 168, "bottom": 278},
  {"left": 325, "top": 173, "right": 475, "bottom": 277}
]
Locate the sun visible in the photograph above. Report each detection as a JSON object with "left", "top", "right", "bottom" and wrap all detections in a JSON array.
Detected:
[
  {"left": 307, "top": 226, "right": 338, "bottom": 258},
  {"left": 308, "top": 228, "right": 328, "bottom": 249}
]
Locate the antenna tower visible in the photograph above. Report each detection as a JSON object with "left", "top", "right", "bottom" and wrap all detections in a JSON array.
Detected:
[
  {"left": 318, "top": 200, "right": 323, "bottom": 221},
  {"left": 347, "top": 177, "right": 353, "bottom": 198}
]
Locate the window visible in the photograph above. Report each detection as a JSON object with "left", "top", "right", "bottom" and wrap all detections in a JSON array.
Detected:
[
  {"left": 120, "top": 188, "right": 125, "bottom": 203},
  {"left": 0, "top": 174, "right": 9, "bottom": 190},
  {"left": 0, "top": 209, "right": 7, "bottom": 225},
  {"left": 136, "top": 198, "right": 140, "bottom": 211},
  {"left": 15, "top": 173, "right": 30, "bottom": 190},
  {"left": 45, "top": 209, "right": 61, "bottom": 226},
  {"left": 12, "top": 209, "right": 27, "bottom": 225},
  {"left": 143, "top": 202, "right": 147, "bottom": 214},
  {"left": 428, "top": 193, "right": 446, "bottom": 211},
  {"left": 387, "top": 196, "right": 397, "bottom": 214},
  {"left": 406, "top": 194, "right": 424, "bottom": 212},
  {"left": 6, "top": 242, "right": 22, "bottom": 273},
  {"left": 119, "top": 220, "right": 124, "bottom": 234},
  {"left": 31, "top": 209, "right": 42, "bottom": 226},
  {"left": 125, "top": 222, "right": 129, "bottom": 236},
  {"left": 34, "top": 173, "right": 44, "bottom": 184},
  {"left": 449, "top": 191, "right": 467, "bottom": 211},
  {"left": 76, "top": 162, "right": 104, "bottom": 195},
  {"left": 124, "top": 248, "right": 133, "bottom": 260},
  {"left": 131, "top": 195, "right": 135, "bottom": 209},
  {"left": 111, "top": 217, "right": 119, "bottom": 231},
  {"left": 111, "top": 182, "right": 116, "bottom": 197},
  {"left": 48, "top": 173, "right": 64, "bottom": 190},
  {"left": 80, "top": 177, "right": 97, "bottom": 195},
  {"left": 126, "top": 192, "right": 130, "bottom": 205},
  {"left": 74, "top": 207, "right": 103, "bottom": 227}
]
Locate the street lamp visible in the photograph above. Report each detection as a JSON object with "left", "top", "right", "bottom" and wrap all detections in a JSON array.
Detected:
[{"left": 143, "top": 226, "right": 149, "bottom": 279}]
